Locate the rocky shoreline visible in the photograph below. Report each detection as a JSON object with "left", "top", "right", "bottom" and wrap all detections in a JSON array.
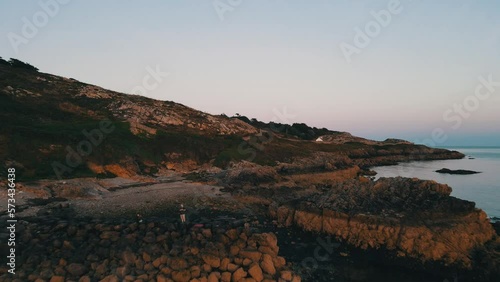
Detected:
[
  {"left": 216, "top": 162, "right": 500, "bottom": 282},
  {"left": 3, "top": 206, "right": 489, "bottom": 282},
  {"left": 2, "top": 171, "right": 499, "bottom": 282}
]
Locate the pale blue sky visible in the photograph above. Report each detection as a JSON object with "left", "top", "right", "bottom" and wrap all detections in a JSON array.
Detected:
[{"left": 1, "top": 0, "right": 499, "bottom": 146}]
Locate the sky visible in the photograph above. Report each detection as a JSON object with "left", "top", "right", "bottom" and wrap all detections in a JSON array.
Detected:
[{"left": 1, "top": 0, "right": 499, "bottom": 146}]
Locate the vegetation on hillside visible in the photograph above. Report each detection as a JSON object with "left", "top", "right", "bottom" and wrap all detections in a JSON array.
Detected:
[
  {"left": 0, "top": 57, "right": 39, "bottom": 71},
  {"left": 233, "top": 114, "right": 340, "bottom": 140}
]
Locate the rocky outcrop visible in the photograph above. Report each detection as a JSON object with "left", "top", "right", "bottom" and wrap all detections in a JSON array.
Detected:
[
  {"left": 218, "top": 147, "right": 464, "bottom": 189},
  {"left": 221, "top": 162, "right": 280, "bottom": 187},
  {"left": 315, "top": 132, "right": 379, "bottom": 145},
  {"left": 75, "top": 83, "right": 259, "bottom": 137},
  {"left": 353, "top": 146, "right": 465, "bottom": 167},
  {"left": 436, "top": 168, "right": 481, "bottom": 175},
  {"left": 87, "top": 157, "right": 141, "bottom": 178},
  {"left": 315, "top": 134, "right": 413, "bottom": 146},
  {"left": 269, "top": 178, "right": 496, "bottom": 269},
  {"left": 108, "top": 98, "right": 258, "bottom": 136}
]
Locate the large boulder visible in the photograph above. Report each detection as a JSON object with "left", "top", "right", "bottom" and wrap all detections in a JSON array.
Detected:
[{"left": 248, "top": 263, "right": 264, "bottom": 282}]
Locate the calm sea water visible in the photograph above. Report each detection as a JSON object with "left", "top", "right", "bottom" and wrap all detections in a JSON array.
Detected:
[{"left": 372, "top": 147, "right": 500, "bottom": 220}]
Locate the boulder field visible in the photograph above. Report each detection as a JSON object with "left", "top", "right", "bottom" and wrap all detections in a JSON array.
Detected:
[{"left": 0, "top": 217, "right": 300, "bottom": 282}]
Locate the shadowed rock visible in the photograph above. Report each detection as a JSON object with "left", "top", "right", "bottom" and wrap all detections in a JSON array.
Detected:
[{"left": 436, "top": 168, "right": 481, "bottom": 175}]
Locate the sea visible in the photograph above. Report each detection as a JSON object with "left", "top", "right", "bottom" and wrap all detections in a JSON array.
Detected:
[{"left": 372, "top": 147, "right": 500, "bottom": 221}]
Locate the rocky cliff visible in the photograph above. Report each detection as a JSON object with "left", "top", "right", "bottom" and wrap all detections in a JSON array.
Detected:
[{"left": 268, "top": 177, "right": 495, "bottom": 270}]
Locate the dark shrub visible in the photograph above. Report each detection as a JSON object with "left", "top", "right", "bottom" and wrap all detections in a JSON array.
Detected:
[
  {"left": 8, "top": 58, "right": 39, "bottom": 71},
  {"left": 0, "top": 57, "right": 10, "bottom": 65}
]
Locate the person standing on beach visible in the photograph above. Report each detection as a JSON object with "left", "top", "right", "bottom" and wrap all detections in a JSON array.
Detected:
[{"left": 179, "top": 204, "right": 187, "bottom": 223}]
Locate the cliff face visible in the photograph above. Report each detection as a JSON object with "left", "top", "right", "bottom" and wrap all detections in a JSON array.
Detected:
[{"left": 269, "top": 178, "right": 495, "bottom": 268}]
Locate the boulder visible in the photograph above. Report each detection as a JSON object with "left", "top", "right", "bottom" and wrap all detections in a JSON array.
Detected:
[
  {"left": 156, "top": 274, "right": 169, "bottom": 282},
  {"left": 221, "top": 272, "right": 232, "bottom": 282},
  {"left": 66, "top": 263, "right": 87, "bottom": 277},
  {"left": 190, "top": 265, "right": 201, "bottom": 278},
  {"left": 220, "top": 257, "right": 230, "bottom": 271},
  {"left": 122, "top": 250, "right": 136, "bottom": 265},
  {"left": 171, "top": 270, "right": 191, "bottom": 282},
  {"left": 232, "top": 267, "right": 247, "bottom": 282},
  {"left": 49, "top": 276, "right": 65, "bottom": 282},
  {"left": 99, "top": 275, "right": 119, "bottom": 282},
  {"left": 208, "top": 272, "right": 220, "bottom": 282},
  {"left": 115, "top": 266, "right": 129, "bottom": 278},
  {"left": 169, "top": 258, "right": 188, "bottom": 270},
  {"left": 227, "top": 263, "right": 239, "bottom": 272},
  {"left": 201, "top": 254, "right": 221, "bottom": 268},
  {"left": 79, "top": 276, "right": 91, "bottom": 282},
  {"left": 280, "top": 270, "right": 293, "bottom": 281},
  {"left": 248, "top": 263, "right": 264, "bottom": 282},
  {"left": 260, "top": 254, "right": 276, "bottom": 275},
  {"left": 239, "top": 250, "right": 262, "bottom": 262}
]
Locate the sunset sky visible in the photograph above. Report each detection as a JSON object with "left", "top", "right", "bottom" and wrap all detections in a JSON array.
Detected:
[{"left": 1, "top": 0, "right": 499, "bottom": 146}]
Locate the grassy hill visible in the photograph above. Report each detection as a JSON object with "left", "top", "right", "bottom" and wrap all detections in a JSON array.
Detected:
[{"left": 0, "top": 59, "right": 464, "bottom": 180}]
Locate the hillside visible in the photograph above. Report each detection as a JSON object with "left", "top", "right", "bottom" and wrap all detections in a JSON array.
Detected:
[{"left": 0, "top": 60, "right": 464, "bottom": 180}]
